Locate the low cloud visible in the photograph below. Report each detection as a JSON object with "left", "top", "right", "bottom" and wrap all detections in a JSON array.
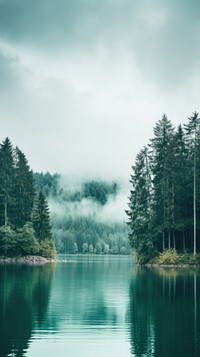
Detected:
[
  {"left": 48, "top": 177, "right": 128, "bottom": 223},
  {"left": 49, "top": 193, "right": 127, "bottom": 224}
]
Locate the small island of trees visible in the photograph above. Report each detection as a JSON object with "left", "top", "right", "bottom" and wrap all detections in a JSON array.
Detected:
[
  {"left": 126, "top": 112, "right": 200, "bottom": 265},
  {"left": 0, "top": 138, "right": 56, "bottom": 259}
]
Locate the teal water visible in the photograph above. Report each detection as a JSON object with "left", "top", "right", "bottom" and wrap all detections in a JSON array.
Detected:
[{"left": 0, "top": 255, "right": 200, "bottom": 357}]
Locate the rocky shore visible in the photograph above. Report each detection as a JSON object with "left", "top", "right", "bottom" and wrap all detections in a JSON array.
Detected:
[
  {"left": 145, "top": 263, "right": 200, "bottom": 268},
  {"left": 0, "top": 255, "right": 57, "bottom": 264}
]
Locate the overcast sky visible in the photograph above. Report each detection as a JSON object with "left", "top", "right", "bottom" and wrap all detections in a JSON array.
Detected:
[{"left": 1, "top": 0, "right": 200, "bottom": 183}]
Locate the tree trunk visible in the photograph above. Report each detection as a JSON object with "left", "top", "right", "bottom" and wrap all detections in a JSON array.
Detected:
[
  {"left": 162, "top": 231, "right": 165, "bottom": 252},
  {"left": 173, "top": 230, "right": 176, "bottom": 250},
  {"left": 194, "top": 150, "right": 196, "bottom": 255},
  {"left": 4, "top": 200, "right": 8, "bottom": 226},
  {"left": 183, "top": 231, "right": 186, "bottom": 252},
  {"left": 168, "top": 230, "right": 171, "bottom": 249}
]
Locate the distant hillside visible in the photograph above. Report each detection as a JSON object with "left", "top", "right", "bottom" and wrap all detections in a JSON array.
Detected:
[{"left": 34, "top": 172, "right": 130, "bottom": 254}]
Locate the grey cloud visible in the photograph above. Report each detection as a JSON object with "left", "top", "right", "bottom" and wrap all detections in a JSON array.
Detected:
[
  {"left": 124, "top": 0, "right": 200, "bottom": 88},
  {"left": 0, "top": 0, "right": 200, "bottom": 183},
  {"left": 1, "top": 0, "right": 200, "bottom": 88},
  {"left": 0, "top": 50, "right": 19, "bottom": 92},
  {"left": 0, "top": 0, "right": 115, "bottom": 48},
  {"left": 0, "top": 49, "right": 36, "bottom": 122}
]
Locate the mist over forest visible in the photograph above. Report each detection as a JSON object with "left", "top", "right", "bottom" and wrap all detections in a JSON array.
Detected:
[{"left": 34, "top": 172, "right": 130, "bottom": 255}]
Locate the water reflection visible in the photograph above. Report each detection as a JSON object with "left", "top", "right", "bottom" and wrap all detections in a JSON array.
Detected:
[
  {"left": 2, "top": 257, "right": 199, "bottom": 357},
  {"left": 27, "top": 255, "right": 131, "bottom": 357},
  {"left": 128, "top": 267, "right": 200, "bottom": 357},
  {"left": 48, "top": 255, "right": 129, "bottom": 329},
  {"left": 0, "top": 263, "right": 55, "bottom": 357}
]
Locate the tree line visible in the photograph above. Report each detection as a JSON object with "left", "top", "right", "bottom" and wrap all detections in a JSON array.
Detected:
[
  {"left": 0, "top": 138, "right": 55, "bottom": 258},
  {"left": 126, "top": 112, "right": 200, "bottom": 263},
  {"left": 34, "top": 172, "right": 118, "bottom": 205},
  {"left": 52, "top": 217, "right": 129, "bottom": 255},
  {"left": 34, "top": 172, "right": 130, "bottom": 255}
]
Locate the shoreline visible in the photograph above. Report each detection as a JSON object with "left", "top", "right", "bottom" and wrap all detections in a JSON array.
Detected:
[
  {"left": 2, "top": 256, "right": 199, "bottom": 267},
  {"left": 0, "top": 255, "right": 57, "bottom": 264},
  {"left": 144, "top": 263, "right": 200, "bottom": 268}
]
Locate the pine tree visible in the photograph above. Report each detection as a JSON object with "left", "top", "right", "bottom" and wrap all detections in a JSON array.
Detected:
[
  {"left": 173, "top": 125, "right": 190, "bottom": 251},
  {"left": 11, "top": 147, "right": 35, "bottom": 228},
  {"left": 127, "top": 112, "right": 200, "bottom": 260},
  {"left": 184, "top": 112, "right": 200, "bottom": 255},
  {"left": 32, "top": 191, "right": 56, "bottom": 258},
  {"left": 32, "top": 191, "right": 52, "bottom": 242},
  {"left": 0, "top": 138, "right": 15, "bottom": 226},
  {"left": 126, "top": 146, "right": 154, "bottom": 262},
  {"left": 150, "top": 115, "right": 175, "bottom": 251}
]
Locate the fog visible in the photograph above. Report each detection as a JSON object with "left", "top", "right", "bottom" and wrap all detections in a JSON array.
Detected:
[{"left": 48, "top": 175, "right": 128, "bottom": 223}]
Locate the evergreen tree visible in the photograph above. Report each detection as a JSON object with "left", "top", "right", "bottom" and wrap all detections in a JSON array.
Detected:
[
  {"left": 184, "top": 112, "right": 200, "bottom": 255},
  {"left": 0, "top": 138, "right": 56, "bottom": 259},
  {"left": 32, "top": 191, "right": 56, "bottom": 258},
  {"left": 0, "top": 138, "right": 15, "bottom": 226},
  {"left": 16, "top": 223, "right": 40, "bottom": 256},
  {"left": 150, "top": 115, "right": 175, "bottom": 251},
  {"left": 0, "top": 225, "right": 17, "bottom": 256},
  {"left": 126, "top": 146, "right": 154, "bottom": 262},
  {"left": 11, "top": 147, "right": 35, "bottom": 228},
  {"left": 127, "top": 112, "right": 200, "bottom": 261},
  {"left": 173, "top": 125, "right": 190, "bottom": 250},
  {"left": 32, "top": 191, "right": 52, "bottom": 242}
]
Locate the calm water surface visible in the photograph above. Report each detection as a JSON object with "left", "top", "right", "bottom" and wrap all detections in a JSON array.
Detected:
[{"left": 0, "top": 255, "right": 200, "bottom": 357}]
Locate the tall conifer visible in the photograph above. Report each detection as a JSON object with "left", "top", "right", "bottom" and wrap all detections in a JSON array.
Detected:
[
  {"left": 184, "top": 112, "right": 200, "bottom": 255},
  {"left": 150, "top": 115, "right": 175, "bottom": 250},
  {"left": 32, "top": 191, "right": 52, "bottom": 242},
  {"left": 11, "top": 147, "right": 35, "bottom": 227},
  {"left": 126, "top": 146, "right": 153, "bottom": 261},
  {"left": 0, "top": 138, "right": 15, "bottom": 226}
]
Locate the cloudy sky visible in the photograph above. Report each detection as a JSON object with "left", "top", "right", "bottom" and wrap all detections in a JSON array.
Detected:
[{"left": 0, "top": 0, "right": 200, "bottom": 183}]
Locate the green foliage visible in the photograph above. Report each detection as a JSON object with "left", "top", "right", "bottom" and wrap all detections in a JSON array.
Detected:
[
  {"left": 0, "top": 137, "right": 15, "bottom": 226},
  {"left": 0, "top": 225, "right": 17, "bottom": 256},
  {"left": 82, "top": 242, "right": 89, "bottom": 253},
  {"left": 127, "top": 112, "right": 200, "bottom": 263},
  {"left": 83, "top": 180, "right": 117, "bottom": 205},
  {"left": 89, "top": 243, "right": 94, "bottom": 253},
  {"left": 52, "top": 217, "right": 130, "bottom": 254},
  {"left": 95, "top": 242, "right": 103, "bottom": 254},
  {"left": 33, "top": 173, "right": 118, "bottom": 205},
  {"left": 39, "top": 239, "right": 56, "bottom": 259},
  {"left": 0, "top": 138, "right": 56, "bottom": 259},
  {"left": 151, "top": 250, "right": 200, "bottom": 265},
  {"left": 178, "top": 253, "right": 200, "bottom": 265},
  {"left": 16, "top": 223, "right": 40, "bottom": 256},
  {"left": 151, "top": 249, "right": 180, "bottom": 265},
  {"left": 32, "top": 191, "right": 52, "bottom": 241},
  {"left": 12, "top": 147, "right": 35, "bottom": 228},
  {"left": 0, "top": 222, "right": 55, "bottom": 258},
  {"left": 34, "top": 172, "right": 130, "bottom": 255},
  {"left": 34, "top": 172, "right": 60, "bottom": 197}
]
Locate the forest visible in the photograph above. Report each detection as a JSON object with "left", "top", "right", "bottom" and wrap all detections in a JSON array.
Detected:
[
  {"left": 0, "top": 137, "right": 130, "bottom": 257},
  {"left": 126, "top": 112, "right": 200, "bottom": 263},
  {"left": 0, "top": 138, "right": 55, "bottom": 258},
  {"left": 34, "top": 173, "right": 130, "bottom": 255}
]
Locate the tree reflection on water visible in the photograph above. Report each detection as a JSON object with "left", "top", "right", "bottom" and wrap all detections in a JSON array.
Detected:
[
  {"left": 0, "top": 263, "right": 55, "bottom": 357},
  {"left": 128, "top": 267, "right": 200, "bottom": 357}
]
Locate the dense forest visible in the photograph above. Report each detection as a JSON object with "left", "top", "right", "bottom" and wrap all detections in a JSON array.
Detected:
[
  {"left": 34, "top": 173, "right": 130, "bottom": 254},
  {"left": 0, "top": 137, "right": 129, "bottom": 257},
  {"left": 0, "top": 138, "right": 55, "bottom": 258},
  {"left": 126, "top": 112, "right": 200, "bottom": 263}
]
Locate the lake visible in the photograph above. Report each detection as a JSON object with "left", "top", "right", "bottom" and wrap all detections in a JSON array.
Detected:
[{"left": 0, "top": 255, "right": 200, "bottom": 357}]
